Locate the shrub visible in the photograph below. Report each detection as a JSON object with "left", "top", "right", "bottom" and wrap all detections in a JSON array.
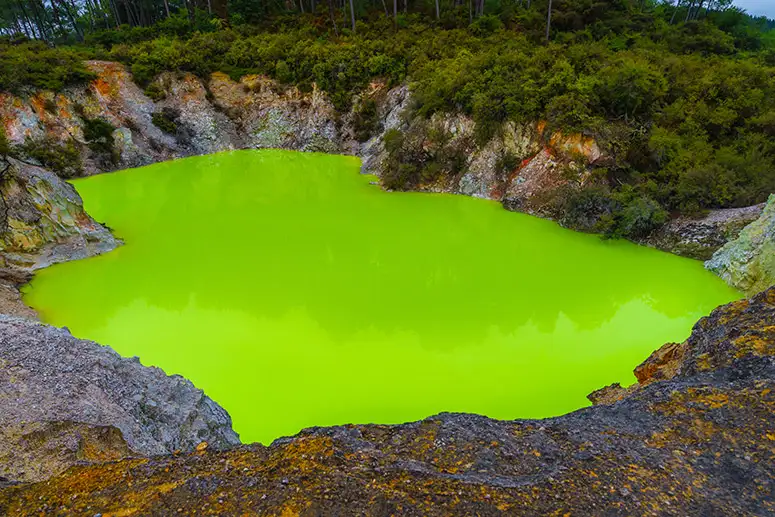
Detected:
[
  {"left": 82, "top": 117, "right": 117, "bottom": 160},
  {"left": 144, "top": 82, "right": 167, "bottom": 101},
  {"left": 352, "top": 98, "right": 380, "bottom": 142},
  {"left": 17, "top": 137, "right": 83, "bottom": 178},
  {"left": 152, "top": 108, "right": 179, "bottom": 134}
]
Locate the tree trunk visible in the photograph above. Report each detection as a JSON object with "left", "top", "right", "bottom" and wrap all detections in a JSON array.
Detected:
[
  {"left": 393, "top": 0, "right": 397, "bottom": 28},
  {"left": 670, "top": 0, "right": 681, "bottom": 24},
  {"left": 211, "top": 0, "right": 228, "bottom": 20},
  {"left": 349, "top": 0, "right": 355, "bottom": 32},
  {"left": 684, "top": 0, "right": 695, "bottom": 22},
  {"left": 163, "top": 0, "right": 171, "bottom": 17},
  {"left": 545, "top": 0, "right": 552, "bottom": 42},
  {"left": 328, "top": 0, "right": 339, "bottom": 35},
  {"left": 693, "top": 0, "right": 705, "bottom": 20},
  {"left": 434, "top": 0, "right": 439, "bottom": 19}
]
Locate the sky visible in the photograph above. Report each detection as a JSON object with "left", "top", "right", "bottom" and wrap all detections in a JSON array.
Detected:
[{"left": 734, "top": 0, "right": 775, "bottom": 18}]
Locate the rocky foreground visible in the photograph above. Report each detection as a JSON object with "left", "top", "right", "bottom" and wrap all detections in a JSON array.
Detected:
[
  {"left": 0, "top": 317, "right": 240, "bottom": 485},
  {"left": 0, "top": 288, "right": 772, "bottom": 516}
]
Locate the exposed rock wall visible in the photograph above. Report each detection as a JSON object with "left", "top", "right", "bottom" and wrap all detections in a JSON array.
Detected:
[
  {"left": 0, "top": 157, "right": 117, "bottom": 271},
  {"left": 1, "top": 288, "right": 772, "bottom": 516},
  {"left": 706, "top": 194, "right": 775, "bottom": 294},
  {"left": 1, "top": 61, "right": 766, "bottom": 265},
  {"left": 0, "top": 316, "right": 240, "bottom": 483}
]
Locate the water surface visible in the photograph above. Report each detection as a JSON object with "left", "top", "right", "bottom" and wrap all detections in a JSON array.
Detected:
[{"left": 24, "top": 150, "right": 740, "bottom": 443}]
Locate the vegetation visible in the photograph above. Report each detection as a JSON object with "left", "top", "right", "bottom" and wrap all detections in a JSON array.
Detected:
[
  {"left": 16, "top": 136, "right": 83, "bottom": 177},
  {"left": 0, "top": 0, "right": 774, "bottom": 238},
  {"left": 151, "top": 107, "right": 179, "bottom": 133},
  {"left": 81, "top": 114, "right": 118, "bottom": 165}
]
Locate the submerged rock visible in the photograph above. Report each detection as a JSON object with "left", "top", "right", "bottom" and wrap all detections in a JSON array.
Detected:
[
  {"left": 1, "top": 288, "right": 772, "bottom": 515},
  {"left": 706, "top": 194, "right": 775, "bottom": 295},
  {"left": 0, "top": 317, "right": 240, "bottom": 483}
]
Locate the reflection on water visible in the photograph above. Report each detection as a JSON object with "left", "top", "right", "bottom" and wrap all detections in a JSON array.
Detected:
[{"left": 23, "top": 150, "right": 741, "bottom": 444}]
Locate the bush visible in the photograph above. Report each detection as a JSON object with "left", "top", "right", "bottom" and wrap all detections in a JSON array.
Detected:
[
  {"left": 17, "top": 137, "right": 83, "bottom": 178},
  {"left": 352, "top": 98, "right": 380, "bottom": 142},
  {"left": 144, "top": 82, "right": 167, "bottom": 101},
  {"left": 82, "top": 117, "right": 117, "bottom": 161},
  {"left": 152, "top": 108, "right": 179, "bottom": 134},
  {"left": 0, "top": 40, "right": 95, "bottom": 92}
]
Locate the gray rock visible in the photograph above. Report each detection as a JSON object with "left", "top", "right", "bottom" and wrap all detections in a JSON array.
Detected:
[
  {"left": 0, "top": 316, "right": 240, "bottom": 482},
  {"left": 0, "top": 158, "right": 119, "bottom": 271},
  {"left": 706, "top": 194, "right": 775, "bottom": 294},
  {"left": 645, "top": 203, "right": 765, "bottom": 260}
]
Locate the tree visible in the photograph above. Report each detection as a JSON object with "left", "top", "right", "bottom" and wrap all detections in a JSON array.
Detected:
[{"left": 545, "top": 0, "right": 552, "bottom": 41}]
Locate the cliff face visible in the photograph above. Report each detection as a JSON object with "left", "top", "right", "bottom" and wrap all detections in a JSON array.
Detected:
[
  {"left": 706, "top": 194, "right": 775, "bottom": 295},
  {"left": 0, "top": 316, "right": 240, "bottom": 484},
  {"left": 0, "top": 61, "right": 763, "bottom": 269},
  {"left": 1, "top": 288, "right": 772, "bottom": 516}
]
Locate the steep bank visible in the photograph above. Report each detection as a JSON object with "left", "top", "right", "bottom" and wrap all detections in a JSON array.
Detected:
[
  {"left": 1, "top": 288, "right": 772, "bottom": 516},
  {"left": 0, "top": 316, "right": 240, "bottom": 484},
  {"left": 1, "top": 61, "right": 766, "bottom": 272}
]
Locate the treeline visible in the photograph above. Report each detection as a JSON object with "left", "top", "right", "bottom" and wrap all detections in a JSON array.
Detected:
[{"left": 2, "top": 0, "right": 773, "bottom": 43}]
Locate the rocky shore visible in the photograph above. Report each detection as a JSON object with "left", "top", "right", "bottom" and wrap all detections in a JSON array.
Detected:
[
  {"left": 0, "top": 287, "right": 772, "bottom": 515},
  {"left": 1, "top": 60, "right": 770, "bottom": 273},
  {"left": 0, "top": 61, "right": 773, "bottom": 515},
  {"left": 0, "top": 317, "right": 240, "bottom": 484}
]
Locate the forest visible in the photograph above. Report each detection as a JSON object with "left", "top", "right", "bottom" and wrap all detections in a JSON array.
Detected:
[{"left": 1, "top": 0, "right": 775, "bottom": 237}]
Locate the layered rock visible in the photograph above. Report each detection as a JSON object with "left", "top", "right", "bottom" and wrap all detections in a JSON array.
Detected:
[
  {"left": 706, "top": 194, "right": 775, "bottom": 294},
  {"left": 0, "top": 157, "right": 117, "bottom": 271},
  {"left": 1, "top": 288, "right": 772, "bottom": 516},
  {"left": 0, "top": 61, "right": 177, "bottom": 173},
  {"left": 0, "top": 316, "right": 240, "bottom": 484}
]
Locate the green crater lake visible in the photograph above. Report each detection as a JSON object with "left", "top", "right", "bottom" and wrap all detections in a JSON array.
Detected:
[{"left": 23, "top": 150, "right": 741, "bottom": 444}]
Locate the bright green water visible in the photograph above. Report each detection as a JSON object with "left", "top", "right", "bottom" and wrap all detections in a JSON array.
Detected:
[{"left": 23, "top": 150, "right": 740, "bottom": 444}]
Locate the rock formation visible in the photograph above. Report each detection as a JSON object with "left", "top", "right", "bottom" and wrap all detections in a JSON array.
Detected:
[
  {"left": 0, "top": 157, "right": 118, "bottom": 271},
  {"left": 1, "top": 60, "right": 766, "bottom": 267},
  {"left": 0, "top": 288, "right": 772, "bottom": 515},
  {"left": 0, "top": 316, "right": 240, "bottom": 484},
  {"left": 706, "top": 194, "right": 775, "bottom": 294}
]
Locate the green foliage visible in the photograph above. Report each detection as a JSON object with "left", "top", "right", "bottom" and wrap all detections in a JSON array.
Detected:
[
  {"left": 559, "top": 185, "right": 668, "bottom": 239},
  {"left": 17, "top": 137, "right": 83, "bottom": 178},
  {"left": 144, "top": 82, "right": 166, "bottom": 101},
  {"left": 0, "top": 127, "right": 10, "bottom": 157},
  {"left": 382, "top": 120, "right": 473, "bottom": 190},
  {"left": 352, "top": 98, "right": 380, "bottom": 142},
  {"left": 1, "top": 3, "right": 774, "bottom": 221},
  {"left": 82, "top": 116, "right": 117, "bottom": 164},
  {"left": 469, "top": 15, "right": 503, "bottom": 37},
  {"left": 0, "top": 39, "right": 95, "bottom": 92},
  {"left": 152, "top": 108, "right": 179, "bottom": 134}
]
